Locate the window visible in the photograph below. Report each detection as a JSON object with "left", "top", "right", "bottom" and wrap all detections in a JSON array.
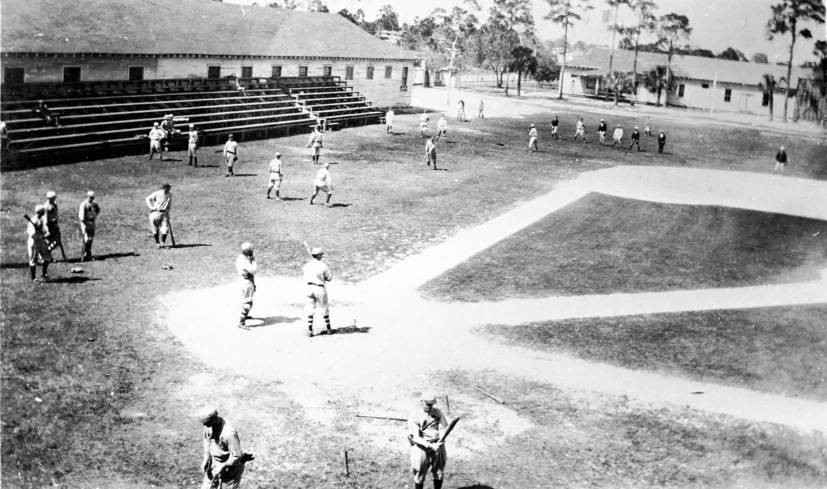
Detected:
[
  {"left": 298, "top": 66, "right": 308, "bottom": 77},
  {"left": 271, "top": 65, "right": 282, "bottom": 78},
  {"left": 323, "top": 65, "right": 332, "bottom": 77},
  {"left": 4, "top": 67, "right": 24, "bottom": 85},
  {"left": 208, "top": 66, "right": 221, "bottom": 79},
  {"left": 128, "top": 66, "right": 144, "bottom": 81},
  {"left": 677, "top": 84, "right": 685, "bottom": 97},
  {"left": 63, "top": 66, "right": 81, "bottom": 83},
  {"left": 762, "top": 92, "right": 770, "bottom": 107},
  {"left": 241, "top": 66, "right": 253, "bottom": 78},
  {"left": 585, "top": 77, "right": 596, "bottom": 90},
  {"left": 345, "top": 66, "right": 354, "bottom": 80},
  {"left": 701, "top": 82, "right": 710, "bottom": 89},
  {"left": 366, "top": 66, "right": 374, "bottom": 80},
  {"left": 401, "top": 66, "right": 408, "bottom": 86},
  {"left": 385, "top": 66, "right": 392, "bottom": 79},
  {"left": 724, "top": 88, "right": 732, "bottom": 102}
]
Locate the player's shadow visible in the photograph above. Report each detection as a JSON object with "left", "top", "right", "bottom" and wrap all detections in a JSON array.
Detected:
[
  {"left": 278, "top": 197, "right": 306, "bottom": 202},
  {"left": 430, "top": 168, "right": 449, "bottom": 172},
  {"left": 389, "top": 131, "right": 405, "bottom": 135},
  {"left": 328, "top": 203, "right": 352, "bottom": 208},
  {"left": 245, "top": 315, "right": 301, "bottom": 329},
  {"left": 197, "top": 164, "right": 220, "bottom": 168},
  {"left": 38, "top": 251, "right": 141, "bottom": 265},
  {"left": 171, "top": 243, "right": 211, "bottom": 249},
  {"left": 47, "top": 276, "right": 102, "bottom": 284},
  {"left": 459, "top": 485, "right": 495, "bottom": 489},
  {"left": 320, "top": 325, "right": 371, "bottom": 336},
  {"left": 230, "top": 173, "right": 257, "bottom": 177},
  {"left": 161, "top": 157, "right": 183, "bottom": 162}
]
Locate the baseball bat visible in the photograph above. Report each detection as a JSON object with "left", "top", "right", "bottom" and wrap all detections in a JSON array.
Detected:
[
  {"left": 167, "top": 219, "right": 176, "bottom": 248},
  {"left": 438, "top": 415, "right": 461, "bottom": 444},
  {"left": 303, "top": 240, "right": 312, "bottom": 257}
]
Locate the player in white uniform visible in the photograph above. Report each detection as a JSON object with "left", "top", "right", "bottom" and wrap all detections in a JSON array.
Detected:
[
  {"left": 78, "top": 190, "right": 100, "bottom": 261},
  {"left": 306, "top": 126, "right": 323, "bottom": 165},
  {"left": 408, "top": 391, "right": 450, "bottom": 489},
  {"left": 235, "top": 242, "right": 258, "bottom": 330},
  {"left": 573, "top": 117, "right": 587, "bottom": 143},
  {"left": 425, "top": 136, "right": 437, "bottom": 170},
  {"left": 528, "top": 124, "right": 538, "bottom": 152},
  {"left": 145, "top": 184, "right": 172, "bottom": 248},
  {"left": 303, "top": 247, "right": 332, "bottom": 337},
  {"left": 187, "top": 124, "right": 199, "bottom": 167},
  {"left": 611, "top": 125, "right": 624, "bottom": 146},
  {"left": 386, "top": 109, "right": 395, "bottom": 134},
  {"left": 419, "top": 111, "right": 429, "bottom": 137},
  {"left": 148, "top": 122, "right": 165, "bottom": 160},
  {"left": 309, "top": 162, "right": 333, "bottom": 207},
  {"left": 436, "top": 116, "right": 448, "bottom": 142},
  {"left": 223, "top": 134, "right": 239, "bottom": 177},
  {"left": 27, "top": 205, "right": 53, "bottom": 281},
  {"left": 266, "top": 152, "right": 284, "bottom": 200}
]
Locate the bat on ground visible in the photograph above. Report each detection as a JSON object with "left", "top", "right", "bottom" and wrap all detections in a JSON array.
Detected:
[{"left": 167, "top": 218, "right": 176, "bottom": 248}]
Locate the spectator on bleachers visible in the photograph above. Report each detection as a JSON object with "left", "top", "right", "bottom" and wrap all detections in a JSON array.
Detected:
[
  {"left": 33, "top": 100, "right": 60, "bottom": 127},
  {"left": 234, "top": 77, "right": 248, "bottom": 97},
  {"left": 0, "top": 121, "right": 7, "bottom": 152}
]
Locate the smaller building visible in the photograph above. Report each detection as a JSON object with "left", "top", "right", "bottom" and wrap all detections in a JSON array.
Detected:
[{"left": 563, "top": 47, "right": 807, "bottom": 118}]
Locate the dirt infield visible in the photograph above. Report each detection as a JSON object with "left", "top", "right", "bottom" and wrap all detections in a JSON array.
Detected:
[{"left": 164, "top": 165, "right": 827, "bottom": 440}]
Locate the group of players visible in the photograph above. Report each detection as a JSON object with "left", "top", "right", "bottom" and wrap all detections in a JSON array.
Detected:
[{"left": 529, "top": 115, "right": 667, "bottom": 153}]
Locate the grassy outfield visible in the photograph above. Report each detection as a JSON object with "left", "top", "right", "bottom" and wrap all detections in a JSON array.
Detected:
[
  {"left": 1, "top": 97, "right": 825, "bottom": 487},
  {"left": 423, "top": 193, "right": 827, "bottom": 301},
  {"left": 479, "top": 304, "right": 827, "bottom": 402},
  {"left": 443, "top": 370, "right": 827, "bottom": 489}
]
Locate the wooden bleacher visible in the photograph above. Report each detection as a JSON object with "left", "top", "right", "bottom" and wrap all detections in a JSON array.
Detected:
[{"left": 1, "top": 76, "right": 382, "bottom": 167}]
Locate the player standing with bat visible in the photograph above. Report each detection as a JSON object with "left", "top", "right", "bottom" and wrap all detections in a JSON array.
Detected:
[
  {"left": 407, "top": 391, "right": 459, "bottom": 489},
  {"left": 24, "top": 205, "right": 53, "bottom": 282},
  {"left": 302, "top": 241, "right": 332, "bottom": 337}
]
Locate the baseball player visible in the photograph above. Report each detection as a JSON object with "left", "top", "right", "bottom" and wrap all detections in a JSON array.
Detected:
[
  {"left": 266, "top": 152, "right": 284, "bottom": 200},
  {"left": 236, "top": 242, "right": 257, "bottom": 330},
  {"left": 528, "top": 124, "right": 538, "bottom": 152},
  {"left": 160, "top": 114, "right": 175, "bottom": 155},
  {"left": 408, "top": 391, "right": 450, "bottom": 489},
  {"left": 43, "top": 191, "right": 63, "bottom": 259},
  {"left": 478, "top": 99, "right": 484, "bottom": 118},
  {"left": 306, "top": 126, "right": 323, "bottom": 165},
  {"left": 628, "top": 126, "right": 641, "bottom": 152},
  {"left": 146, "top": 184, "right": 172, "bottom": 248},
  {"left": 386, "top": 109, "right": 395, "bottom": 134},
  {"left": 148, "top": 122, "right": 165, "bottom": 160},
  {"left": 309, "top": 162, "right": 333, "bottom": 207},
  {"left": 199, "top": 407, "right": 247, "bottom": 489},
  {"left": 597, "top": 119, "right": 608, "bottom": 145},
  {"left": 774, "top": 145, "right": 787, "bottom": 172},
  {"left": 78, "top": 191, "right": 100, "bottom": 261},
  {"left": 611, "top": 125, "right": 624, "bottom": 147},
  {"left": 419, "top": 111, "right": 429, "bottom": 137},
  {"left": 27, "top": 205, "right": 53, "bottom": 281},
  {"left": 456, "top": 99, "right": 466, "bottom": 122},
  {"left": 657, "top": 130, "right": 667, "bottom": 154},
  {"left": 573, "top": 117, "right": 587, "bottom": 143},
  {"left": 223, "top": 134, "right": 239, "bottom": 177},
  {"left": 550, "top": 115, "right": 560, "bottom": 140},
  {"left": 644, "top": 121, "right": 652, "bottom": 137},
  {"left": 436, "top": 116, "right": 448, "bottom": 142},
  {"left": 303, "top": 246, "right": 332, "bottom": 337},
  {"left": 187, "top": 124, "right": 199, "bottom": 167},
  {"left": 425, "top": 136, "right": 438, "bottom": 170}
]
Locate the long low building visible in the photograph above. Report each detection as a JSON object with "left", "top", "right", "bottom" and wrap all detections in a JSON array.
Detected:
[
  {"left": 1, "top": 0, "right": 417, "bottom": 107},
  {"left": 563, "top": 47, "right": 808, "bottom": 118}
]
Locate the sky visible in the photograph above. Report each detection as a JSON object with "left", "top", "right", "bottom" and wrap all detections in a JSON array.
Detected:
[{"left": 227, "top": 0, "right": 827, "bottom": 63}]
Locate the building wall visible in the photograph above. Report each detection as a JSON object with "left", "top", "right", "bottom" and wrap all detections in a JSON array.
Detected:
[
  {"left": 1, "top": 55, "right": 159, "bottom": 82},
  {"left": 665, "top": 80, "right": 792, "bottom": 118},
  {"left": 3, "top": 55, "right": 413, "bottom": 107}
]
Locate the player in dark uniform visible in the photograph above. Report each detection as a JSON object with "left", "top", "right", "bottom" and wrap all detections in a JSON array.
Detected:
[
  {"left": 657, "top": 130, "right": 666, "bottom": 153},
  {"left": 550, "top": 115, "right": 560, "bottom": 140},
  {"left": 597, "top": 119, "right": 608, "bottom": 145},
  {"left": 774, "top": 146, "right": 787, "bottom": 172},
  {"left": 628, "top": 126, "right": 641, "bottom": 152}
]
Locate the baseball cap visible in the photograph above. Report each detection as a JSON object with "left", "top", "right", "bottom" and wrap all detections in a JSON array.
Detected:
[
  {"left": 46, "top": 191, "right": 57, "bottom": 199},
  {"left": 310, "top": 247, "right": 324, "bottom": 256},
  {"left": 228, "top": 134, "right": 234, "bottom": 139},
  {"left": 35, "top": 204, "right": 46, "bottom": 214},
  {"left": 241, "top": 242, "right": 253, "bottom": 252},
  {"left": 530, "top": 123, "right": 535, "bottom": 128},
  {"left": 189, "top": 124, "right": 194, "bottom": 128},
  {"left": 420, "top": 391, "right": 436, "bottom": 404},
  {"left": 197, "top": 406, "right": 219, "bottom": 424},
  {"left": 153, "top": 122, "right": 159, "bottom": 126},
  {"left": 161, "top": 183, "right": 171, "bottom": 190},
  {"left": 275, "top": 152, "right": 282, "bottom": 157},
  {"left": 86, "top": 191, "right": 95, "bottom": 198}
]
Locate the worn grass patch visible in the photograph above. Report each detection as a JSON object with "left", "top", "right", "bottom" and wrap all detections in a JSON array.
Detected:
[
  {"left": 479, "top": 304, "right": 827, "bottom": 402},
  {"left": 422, "top": 194, "right": 827, "bottom": 301}
]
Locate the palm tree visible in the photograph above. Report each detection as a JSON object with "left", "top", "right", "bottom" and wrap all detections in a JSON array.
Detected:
[
  {"left": 644, "top": 65, "right": 669, "bottom": 106},
  {"left": 656, "top": 13, "right": 692, "bottom": 106},
  {"left": 508, "top": 45, "right": 538, "bottom": 97},
  {"left": 544, "top": 0, "right": 594, "bottom": 99},
  {"left": 759, "top": 74, "right": 777, "bottom": 121}
]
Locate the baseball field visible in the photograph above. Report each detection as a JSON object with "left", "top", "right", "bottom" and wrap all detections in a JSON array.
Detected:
[{"left": 2, "top": 87, "right": 826, "bottom": 488}]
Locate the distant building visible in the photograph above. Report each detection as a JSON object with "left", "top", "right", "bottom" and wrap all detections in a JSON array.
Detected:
[
  {"left": 564, "top": 47, "right": 807, "bottom": 118},
  {"left": 1, "top": 0, "right": 418, "bottom": 107}
]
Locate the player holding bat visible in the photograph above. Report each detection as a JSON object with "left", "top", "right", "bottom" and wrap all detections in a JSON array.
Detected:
[
  {"left": 24, "top": 206, "right": 53, "bottom": 282},
  {"left": 407, "top": 391, "right": 460, "bottom": 489},
  {"left": 302, "top": 241, "right": 332, "bottom": 337}
]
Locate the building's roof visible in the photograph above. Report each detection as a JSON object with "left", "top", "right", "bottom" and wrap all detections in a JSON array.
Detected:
[
  {"left": 0, "top": 0, "right": 418, "bottom": 61},
  {"left": 566, "top": 47, "right": 807, "bottom": 86}
]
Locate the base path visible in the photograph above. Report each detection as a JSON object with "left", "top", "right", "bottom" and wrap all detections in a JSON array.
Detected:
[{"left": 163, "top": 166, "right": 827, "bottom": 436}]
